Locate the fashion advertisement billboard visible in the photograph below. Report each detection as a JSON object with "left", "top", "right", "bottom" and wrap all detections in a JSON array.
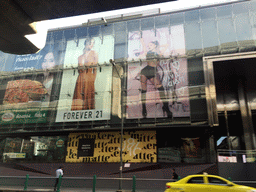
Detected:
[
  {"left": 55, "top": 35, "right": 113, "bottom": 122},
  {"left": 0, "top": 38, "right": 64, "bottom": 124},
  {"left": 126, "top": 25, "right": 190, "bottom": 119},
  {"left": 66, "top": 130, "right": 157, "bottom": 163}
]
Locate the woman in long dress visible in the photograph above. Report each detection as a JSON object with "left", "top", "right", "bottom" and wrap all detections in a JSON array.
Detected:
[{"left": 71, "top": 38, "right": 98, "bottom": 110}]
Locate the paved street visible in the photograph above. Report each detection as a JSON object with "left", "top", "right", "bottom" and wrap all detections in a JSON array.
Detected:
[{"left": 0, "top": 185, "right": 165, "bottom": 192}]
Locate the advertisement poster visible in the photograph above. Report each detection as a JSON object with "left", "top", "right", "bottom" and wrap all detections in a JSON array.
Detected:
[
  {"left": 55, "top": 35, "right": 113, "bottom": 122},
  {"left": 66, "top": 130, "right": 157, "bottom": 163},
  {"left": 158, "top": 138, "right": 203, "bottom": 163},
  {"left": 77, "top": 139, "right": 95, "bottom": 157},
  {"left": 126, "top": 25, "right": 190, "bottom": 119},
  {"left": 218, "top": 156, "right": 237, "bottom": 163},
  {"left": 0, "top": 41, "right": 64, "bottom": 124},
  {"left": 181, "top": 137, "right": 201, "bottom": 158}
]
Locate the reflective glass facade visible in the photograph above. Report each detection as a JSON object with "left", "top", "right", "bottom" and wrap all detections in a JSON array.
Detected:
[{"left": 0, "top": 1, "right": 255, "bottom": 164}]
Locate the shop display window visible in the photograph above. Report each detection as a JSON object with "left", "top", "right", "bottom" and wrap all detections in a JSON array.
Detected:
[
  {"left": 2, "top": 136, "right": 67, "bottom": 163},
  {"left": 157, "top": 133, "right": 206, "bottom": 163}
]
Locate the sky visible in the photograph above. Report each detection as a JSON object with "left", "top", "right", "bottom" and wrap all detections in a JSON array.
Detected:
[{"left": 25, "top": 0, "right": 242, "bottom": 49}]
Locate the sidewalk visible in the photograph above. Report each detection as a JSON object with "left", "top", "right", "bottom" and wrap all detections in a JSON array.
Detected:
[{"left": 0, "top": 186, "right": 164, "bottom": 192}]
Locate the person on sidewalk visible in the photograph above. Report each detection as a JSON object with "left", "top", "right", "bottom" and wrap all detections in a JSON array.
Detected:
[
  {"left": 171, "top": 168, "right": 179, "bottom": 180},
  {"left": 54, "top": 166, "right": 64, "bottom": 191}
]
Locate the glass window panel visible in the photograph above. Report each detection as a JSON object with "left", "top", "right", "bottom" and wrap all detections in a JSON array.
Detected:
[
  {"left": 126, "top": 62, "right": 141, "bottom": 119},
  {"left": 188, "top": 71, "right": 205, "bottom": 86},
  {"left": 114, "top": 23, "right": 127, "bottom": 60},
  {"left": 188, "top": 66, "right": 205, "bottom": 87},
  {"left": 187, "top": 58, "right": 203, "bottom": 72},
  {"left": 185, "top": 10, "right": 200, "bottom": 22},
  {"left": 46, "top": 31, "right": 54, "bottom": 43},
  {"left": 202, "top": 20, "right": 219, "bottom": 48},
  {"left": 50, "top": 71, "right": 62, "bottom": 102},
  {"left": 95, "top": 90, "right": 111, "bottom": 116},
  {"left": 76, "top": 26, "right": 87, "bottom": 38},
  {"left": 217, "top": 4, "right": 232, "bottom": 18},
  {"left": 102, "top": 24, "right": 114, "bottom": 36},
  {"left": 64, "top": 28, "right": 75, "bottom": 41},
  {"left": 0, "top": 77, "right": 12, "bottom": 107},
  {"left": 53, "top": 30, "right": 64, "bottom": 41},
  {"left": 235, "top": 13, "right": 252, "bottom": 41},
  {"left": 252, "top": 14, "right": 256, "bottom": 40},
  {"left": 0, "top": 52, "right": 15, "bottom": 72},
  {"left": 251, "top": 1, "right": 256, "bottom": 13},
  {"left": 114, "top": 44, "right": 127, "bottom": 60},
  {"left": 0, "top": 77, "right": 5, "bottom": 92},
  {"left": 4, "top": 138, "right": 22, "bottom": 153},
  {"left": 208, "top": 177, "right": 227, "bottom": 185},
  {"left": 155, "top": 15, "right": 170, "bottom": 28},
  {"left": 88, "top": 26, "right": 100, "bottom": 37},
  {"left": 187, "top": 177, "right": 204, "bottom": 183},
  {"left": 170, "top": 12, "right": 184, "bottom": 25},
  {"left": 57, "top": 93, "right": 70, "bottom": 111},
  {"left": 141, "top": 17, "right": 154, "bottom": 30},
  {"left": 200, "top": 7, "right": 216, "bottom": 21},
  {"left": 127, "top": 19, "right": 140, "bottom": 32},
  {"left": 115, "top": 30, "right": 126, "bottom": 44},
  {"left": 233, "top": 2, "right": 250, "bottom": 15},
  {"left": 52, "top": 31, "right": 66, "bottom": 60},
  {"left": 218, "top": 19, "right": 237, "bottom": 44},
  {"left": 30, "top": 136, "right": 67, "bottom": 163},
  {"left": 184, "top": 22, "right": 202, "bottom": 50},
  {"left": 114, "top": 22, "right": 126, "bottom": 32}
]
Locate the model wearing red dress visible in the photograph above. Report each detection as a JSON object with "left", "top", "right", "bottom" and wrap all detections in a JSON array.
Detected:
[{"left": 71, "top": 39, "right": 98, "bottom": 110}]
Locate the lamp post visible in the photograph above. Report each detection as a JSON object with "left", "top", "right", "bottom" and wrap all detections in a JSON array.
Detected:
[{"left": 110, "top": 59, "right": 124, "bottom": 191}]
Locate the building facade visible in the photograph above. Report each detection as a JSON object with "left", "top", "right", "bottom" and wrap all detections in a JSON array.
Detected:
[{"left": 0, "top": 0, "right": 256, "bottom": 176}]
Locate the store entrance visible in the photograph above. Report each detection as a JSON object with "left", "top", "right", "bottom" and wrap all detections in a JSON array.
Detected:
[{"left": 212, "top": 57, "right": 256, "bottom": 151}]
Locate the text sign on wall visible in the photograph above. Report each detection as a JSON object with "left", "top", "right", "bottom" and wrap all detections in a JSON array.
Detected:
[{"left": 66, "top": 130, "right": 157, "bottom": 163}]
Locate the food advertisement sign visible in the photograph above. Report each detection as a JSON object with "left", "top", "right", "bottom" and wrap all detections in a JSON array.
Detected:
[
  {"left": 126, "top": 25, "right": 190, "bottom": 119},
  {"left": 0, "top": 74, "right": 50, "bottom": 124},
  {"left": 66, "top": 130, "right": 157, "bottom": 163},
  {"left": 55, "top": 35, "right": 113, "bottom": 122},
  {"left": 0, "top": 34, "right": 64, "bottom": 124}
]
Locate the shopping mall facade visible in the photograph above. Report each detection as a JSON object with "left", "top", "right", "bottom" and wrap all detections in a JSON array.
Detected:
[{"left": 0, "top": 0, "right": 256, "bottom": 178}]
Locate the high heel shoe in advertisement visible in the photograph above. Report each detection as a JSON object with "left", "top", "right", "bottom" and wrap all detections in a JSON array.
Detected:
[
  {"left": 142, "top": 104, "right": 147, "bottom": 118},
  {"left": 162, "top": 105, "right": 172, "bottom": 119}
]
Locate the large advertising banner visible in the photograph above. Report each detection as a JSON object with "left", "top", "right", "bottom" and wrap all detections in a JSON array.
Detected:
[
  {"left": 126, "top": 25, "right": 190, "bottom": 119},
  {"left": 66, "top": 130, "right": 157, "bottom": 163},
  {"left": 55, "top": 35, "right": 114, "bottom": 122},
  {"left": 0, "top": 41, "right": 64, "bottom": 124}
]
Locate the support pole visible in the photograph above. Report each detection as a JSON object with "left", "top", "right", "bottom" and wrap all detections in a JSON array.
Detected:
[
  {"left": 93, "top": 175, "right": 97, "bottom": 192},
  {"left": 24, "top": 174, "right": 29, "bottom": 191},
  {"left": 56, "top": 175, "right": 62, "bottom": 192},
  {"left": 110, "top": 59, "right": 124, "bottom": 192},
  {"left": 132, "top": 175, "right": 136, "bottom": 192}
]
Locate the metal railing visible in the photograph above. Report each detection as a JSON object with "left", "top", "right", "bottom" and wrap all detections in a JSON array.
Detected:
[
  {"left": 0, "top": 175, "right": 174, "bottom": 192},
  {"left": 0, "top": 174, "right": 256, "bottom": 191}
]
